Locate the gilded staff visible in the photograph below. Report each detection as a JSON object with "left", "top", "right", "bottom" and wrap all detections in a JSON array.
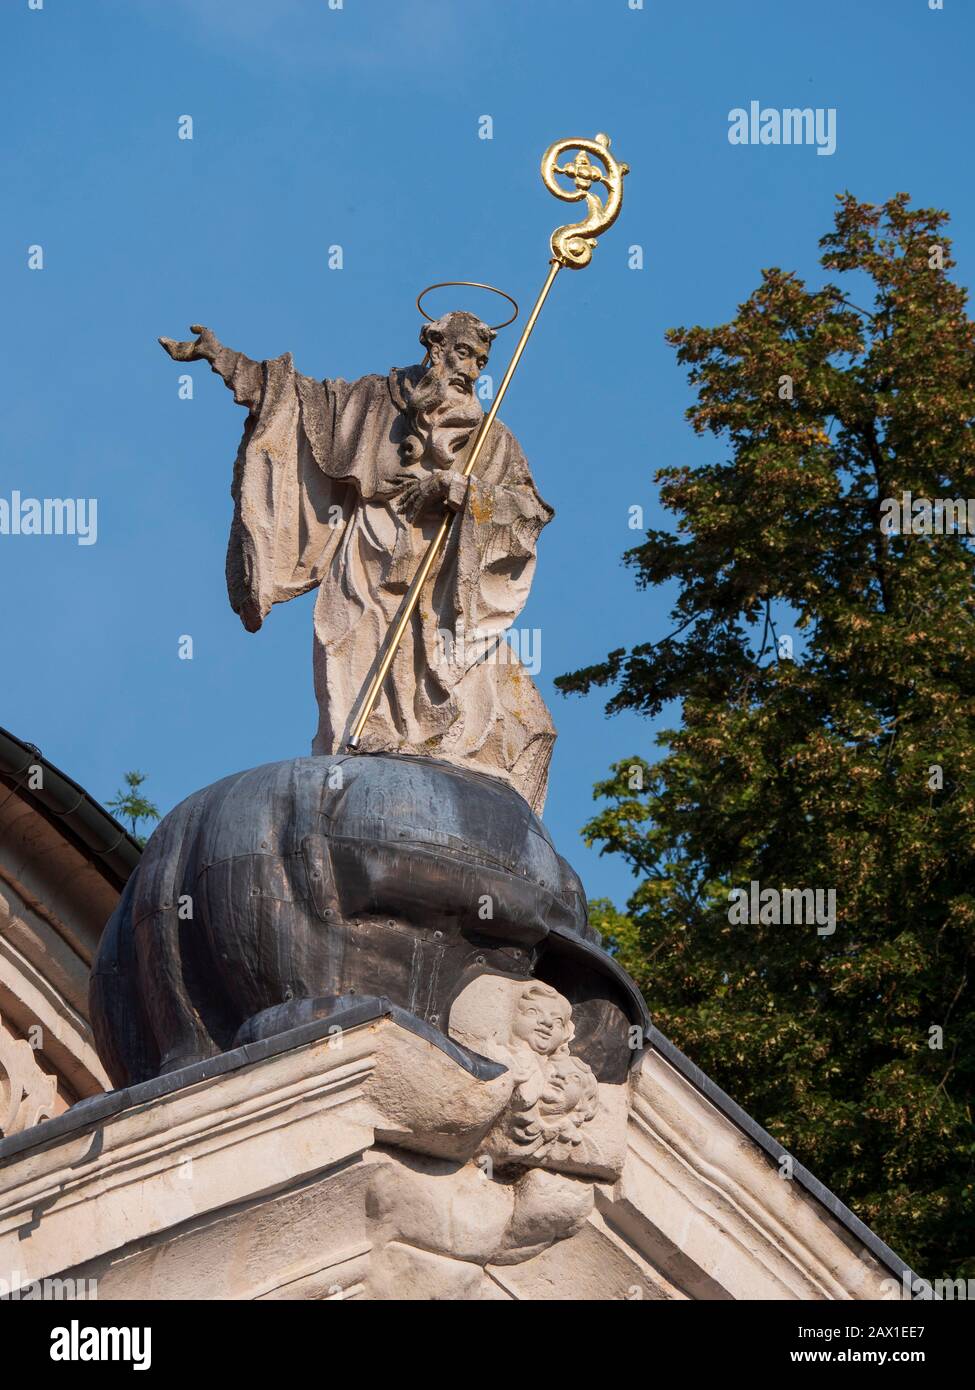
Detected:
[{"left": 346, "top": 133, "right": 629, "bottom": 750}]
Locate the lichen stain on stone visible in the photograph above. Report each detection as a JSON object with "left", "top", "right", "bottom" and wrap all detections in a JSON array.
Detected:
[{"left": 470, "top": 487, "right": 494, "bottom": 525}]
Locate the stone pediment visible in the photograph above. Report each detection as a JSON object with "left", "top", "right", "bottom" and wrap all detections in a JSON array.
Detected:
[{"left": 0, "top": 1004, "right": 907, "bottom": 1300}]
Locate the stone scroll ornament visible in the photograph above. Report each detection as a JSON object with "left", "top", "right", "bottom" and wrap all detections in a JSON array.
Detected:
[{"left": 0, "top": 1015, "right": 57, "bottom": 1137}]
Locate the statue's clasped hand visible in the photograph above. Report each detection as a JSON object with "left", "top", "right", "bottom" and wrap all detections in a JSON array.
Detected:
[{"left": 392, "top": 470, "right": 468, "bottom": 522}]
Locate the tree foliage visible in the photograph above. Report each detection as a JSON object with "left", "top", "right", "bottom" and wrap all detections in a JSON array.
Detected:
[
  {"left": 107, "top": 770, "right": 160, "bottom": 846},
  {"left": 557, "top": 194, "right": 975, "bottom": 1278}
]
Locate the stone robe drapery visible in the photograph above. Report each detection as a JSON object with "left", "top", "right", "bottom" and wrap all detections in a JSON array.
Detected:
[{"left": 220, "top": 350, "right": 556, "bottom": 812}]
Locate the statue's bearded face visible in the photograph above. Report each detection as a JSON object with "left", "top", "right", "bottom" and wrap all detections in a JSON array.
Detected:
[
  {"left": 431, "top": 318, "right": 491, "bottom": 397},
  {"left": 403, "top": 312, "right": 494, "bottom": 467}
]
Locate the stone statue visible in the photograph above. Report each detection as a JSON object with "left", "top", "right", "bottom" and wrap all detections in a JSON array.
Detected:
[
  {"left": 82, "top": 136, "right": 651, "bottom": 1299},
  {"left": 159, "top": 313, "right": 556, "bottom": 812},
  {"left": 503, "top": 995, "right": 601, "bottom": 1166},
  {"left": 457, "top": 981, "right": 601, "bottom": 1164},
  {"left": 449, "top": 977, "right": 617, "bottom": 1174},
  {"left": 359, "top": 978, "right": 631, "bottom": 1295}
]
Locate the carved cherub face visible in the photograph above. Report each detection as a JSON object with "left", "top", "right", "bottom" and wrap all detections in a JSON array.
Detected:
[
  {"left": 511, "top": 985, "right": 573, "bottom": 1057},
  {"left": 538, "top": 1056, "right": 598, "bottom": 1120},
  {"left": 505, "top": 1049, "right": 600, "bottom": 1160}
]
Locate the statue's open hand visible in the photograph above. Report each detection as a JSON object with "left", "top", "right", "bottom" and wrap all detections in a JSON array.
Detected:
[{"left": 158, "top": 324, "right": 222, "bottom": 363}]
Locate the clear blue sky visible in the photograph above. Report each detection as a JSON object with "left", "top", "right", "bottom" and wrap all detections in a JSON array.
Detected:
[{"left": 2, "top": 0, "right": 970, "bottom": 907}]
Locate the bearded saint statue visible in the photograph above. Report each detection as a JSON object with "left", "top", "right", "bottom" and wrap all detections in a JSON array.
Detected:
[{"left": 159, "top": 311, "right": 556, "bottom": 812}]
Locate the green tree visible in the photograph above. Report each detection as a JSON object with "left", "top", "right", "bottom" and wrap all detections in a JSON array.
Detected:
[
  {"left": 557, "top": 194, "right": 975, "bottom": 1278},
  {"left": 107, "top": 770, "right": 160, "bottom": 846}
]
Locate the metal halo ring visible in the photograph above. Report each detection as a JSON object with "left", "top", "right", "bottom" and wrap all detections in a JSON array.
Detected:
[{"left": 416, "top": 281, "right": 519, "bottom": 331}]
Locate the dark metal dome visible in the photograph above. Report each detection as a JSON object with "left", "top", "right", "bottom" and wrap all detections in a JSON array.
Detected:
[{"left": 91, "top": 753, "right": 649, "bottom": 1087}]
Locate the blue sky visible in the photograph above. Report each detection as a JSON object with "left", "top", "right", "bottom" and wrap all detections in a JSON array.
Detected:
[{"left": 1, "top": 0, "right": 970, "bottom": 907}]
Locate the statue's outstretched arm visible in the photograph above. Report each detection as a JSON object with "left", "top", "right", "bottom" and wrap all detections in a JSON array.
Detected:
[{"left": 158, "top": 324, "right": 262, "bottom": 409}]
